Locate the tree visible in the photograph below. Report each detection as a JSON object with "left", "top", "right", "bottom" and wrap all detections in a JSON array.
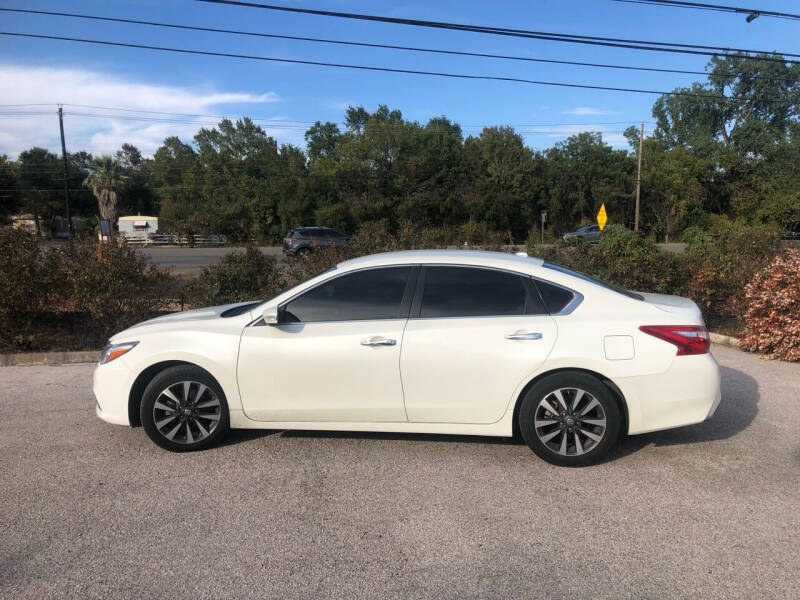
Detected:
[
  {"left": 17, "top": 147, "right": 63, "bottom": 235},
  {"left": 544, "top": 133, "right": 635, "bottom": 234},
  {"left": 465, "top": 127, "right": 537, "bottom": 241},
  {"left": 116, "top": 143, "right": 156, "bottom": 216},
  {"left": 84, "top": 155, "right": 127, "bottom": 228},
  {"left": 0, "top": 155, "right": 18, "bottom": 221}
]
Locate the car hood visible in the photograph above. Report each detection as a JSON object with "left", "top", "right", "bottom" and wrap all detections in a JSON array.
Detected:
[{"left": 111, "top": 301, "right": 259, "bottom": 340}]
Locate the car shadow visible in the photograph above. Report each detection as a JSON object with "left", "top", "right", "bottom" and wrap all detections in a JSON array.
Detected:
[
  {"left": 279, "top": 429, "right": 522, "bottom": 445},
  {"left": 608, "top": 365, "right": 759, "bottom": 460}
]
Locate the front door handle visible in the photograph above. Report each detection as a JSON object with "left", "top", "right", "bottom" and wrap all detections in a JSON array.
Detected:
[
  {"left": 361, "top": 336, "right": 397, "bottom": 347},
  {"left": 505, "top": 331, "right": 543, "bottom": 341}
]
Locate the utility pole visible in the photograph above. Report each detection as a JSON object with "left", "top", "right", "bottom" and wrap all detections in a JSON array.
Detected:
[
  {"left": 58, "top": 105, "right": 73, "bottom": 237},
  {"left": 634, "top": 123, "right": 644, "bottom": 233}
]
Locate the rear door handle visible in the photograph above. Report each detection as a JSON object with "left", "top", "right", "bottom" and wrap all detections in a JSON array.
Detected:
[
  {"left": 361, "top": 336, "right": 397, "bottom": 347},
  {"left": 505, "top": 331, "right": 543, "bottom": 340}
]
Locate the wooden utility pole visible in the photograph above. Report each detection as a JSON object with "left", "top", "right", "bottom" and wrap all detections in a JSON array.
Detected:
[
  {"left": 58, "top": 105, "right": 73, "bottom": 237},
  {"left": 634, "top": 123, "right": 644, "bottom": 233}
]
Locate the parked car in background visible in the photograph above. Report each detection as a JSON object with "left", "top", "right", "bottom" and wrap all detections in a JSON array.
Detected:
[
  {"left": 94, "top": 249, "right": 721, "bottom": 467},
  {"left": 562, "top": 224, "right": 602, "bottom": 243},
  {"left": 283, "top": 226, "right": 349, "bottom": 256}
]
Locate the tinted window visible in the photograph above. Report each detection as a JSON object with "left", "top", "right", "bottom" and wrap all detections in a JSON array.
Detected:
[
  {"left": 543, "top": 262, "right": 643, "bottom": 301},
  {"left": 419, "top": 267, "right": 528, "bottom": 318},
  {"left": 283, "top": 267, "right": 413, "bottom": 322},
  {"left": 535, "top": 279, "right": 575, "bottom": 314}
]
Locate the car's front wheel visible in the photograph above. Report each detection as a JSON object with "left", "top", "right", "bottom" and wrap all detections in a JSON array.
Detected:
[
  {"left": 519, "top": 372, "right": 621, "bottom": 467},
  {"left": 141, "top": 365, "right": 230, "bottom": 451}
]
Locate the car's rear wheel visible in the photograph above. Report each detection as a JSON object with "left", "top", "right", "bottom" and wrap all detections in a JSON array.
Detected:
[
  {"left": 519, "top": 372, "right": 620, "bottom": 467},
  {"left": 295, "top": 247, "right": 311, "bottom": 257},
  {"left": 141, "top": 365, "right": 230, "bottom": 451}
]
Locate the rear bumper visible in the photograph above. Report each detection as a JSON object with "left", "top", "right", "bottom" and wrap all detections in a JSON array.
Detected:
[{"left": 614, "top": 353, "right": 722, "bottom": 435}]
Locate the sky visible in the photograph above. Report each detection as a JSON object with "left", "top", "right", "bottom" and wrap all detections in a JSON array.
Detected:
[{"left": 0, "top": 0, "right": 797, "bottom": 158}]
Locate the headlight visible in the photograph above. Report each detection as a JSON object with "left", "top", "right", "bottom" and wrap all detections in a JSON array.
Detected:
[{"left": 99, "top": 341, "right": 139, "bottom": 365}]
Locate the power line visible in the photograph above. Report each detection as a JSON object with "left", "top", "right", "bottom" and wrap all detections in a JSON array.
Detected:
[
  {"left": 196, "top": 0, "right": 800, "bottom": 62},
  {"left": 607, "top": 0, "right": 800, "bottom": 21},
  {"left": 0, "top": 105, "right": 656, "bottom": 133},
  {"left": 5, "top": 7, "right": 796, "bottom": 82},
  {"left": 0, "top": 31, "right": 779, "bottom": 102}
]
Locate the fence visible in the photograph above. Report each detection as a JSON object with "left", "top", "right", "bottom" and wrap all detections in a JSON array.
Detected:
[{"left": 123, "top": 233, "right": 228, "bottom": 247}]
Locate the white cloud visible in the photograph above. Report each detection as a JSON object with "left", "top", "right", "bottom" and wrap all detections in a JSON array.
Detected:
[
  {"left": 562, "top": 107, "right": 621, "bottom": 116},
  {"left": 0, "top": 64, "right": 289, "bottom": 158},
  {"left": 322, "top": 100, "right": 354, "bottom": 112}
]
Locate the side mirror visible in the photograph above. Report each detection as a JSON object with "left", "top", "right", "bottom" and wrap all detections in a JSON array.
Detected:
[{"left": 262, "top": 307, "right": 280, "bottom": 326}]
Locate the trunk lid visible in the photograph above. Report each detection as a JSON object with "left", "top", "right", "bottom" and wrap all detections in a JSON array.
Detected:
[{"left": 638, "top": 292, "right": 705, "bottom": 323}]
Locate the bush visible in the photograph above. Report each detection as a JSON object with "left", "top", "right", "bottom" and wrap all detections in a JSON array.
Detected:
[
  {"left": 530, "top": 225, "right": 681, "bottom": 294},
  {"left": 63, "top": 238, "right": 176, "bottom": 334},
  {"left": 185, "top": 247, "right": 283, "bottom": 307},
  {"left": 0, "top": 228, "right": 66, "bottom": 350},
  {"left": 0, "top": 230, "right": 176, "bottom": 352},
  {"left": 739, "top": 250, "right": 800, "bottom": 361},
  {"left": 680, "top": 224, "right": 781, "bottom": 331}
]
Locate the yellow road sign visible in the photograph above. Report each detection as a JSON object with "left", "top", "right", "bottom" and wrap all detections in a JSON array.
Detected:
[{"left": 597, "top": 204, "right": 608, "bottom": 230}]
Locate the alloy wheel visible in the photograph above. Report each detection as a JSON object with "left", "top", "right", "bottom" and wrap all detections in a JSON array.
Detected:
[
  {"left": 534, "top": 387, "right": 607, "bottom": 456},
  {"left": 152, "top": 381, "right": 221, "bottom": 445}
]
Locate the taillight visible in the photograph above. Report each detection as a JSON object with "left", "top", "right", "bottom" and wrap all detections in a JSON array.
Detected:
[
  {"left": 286, "top": 237, "right": 296, "bottom": 242},
  {"left": 639, "top": 325, "right": 710, "bottom": 356}
]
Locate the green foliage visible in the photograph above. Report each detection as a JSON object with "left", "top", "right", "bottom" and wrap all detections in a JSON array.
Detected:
[
  {"left": 740, "top": 250, "right": 800, "bottom": 362},
  {"left": 531, "top": 225, "right": 681, "bottom": 294},
  {"left": 185, "top": 247, "right": 283, "bottom": 307},
  {"left": 7, "top": 52, "right": 800, "bottom": 243},
  {"left": 530, "top": 224, "right": 783, "bottom": 331},
  {"left": 0, "top": 230, "right": 174, "bottom": 351},
  {"left": 681, "top": 223, "right": 782, "bottom": 329}
]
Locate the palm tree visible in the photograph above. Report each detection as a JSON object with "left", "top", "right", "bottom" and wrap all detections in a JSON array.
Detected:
[{"left": 84, "top": 155, "right": 127, "bottom": 229}]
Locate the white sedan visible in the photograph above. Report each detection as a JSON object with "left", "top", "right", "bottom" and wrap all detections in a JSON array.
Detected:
[{"left": 94, "top": 250, "right": 721, "bottom": 466}]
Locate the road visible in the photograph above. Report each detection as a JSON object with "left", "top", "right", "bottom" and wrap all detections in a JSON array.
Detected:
[
  {"left": 140, "top": 244, "right": 689, "bottom": 274},
  {"left": 1, "top": 345, "right": 798, "bottom": 599},
  {"left": 139, "top": 246, "right": 286, "bottom": 274}
]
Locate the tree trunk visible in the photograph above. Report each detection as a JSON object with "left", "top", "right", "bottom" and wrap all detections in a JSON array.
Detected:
[{"left": 94, "top": 187, "right": 119, "bottom": 229}]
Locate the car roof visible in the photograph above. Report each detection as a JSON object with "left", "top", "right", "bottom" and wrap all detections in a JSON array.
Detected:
[{"left": 338, "top": 249, "right": 545, "bottom": 271}]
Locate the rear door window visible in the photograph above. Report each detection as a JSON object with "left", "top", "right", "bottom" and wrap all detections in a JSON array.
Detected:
[{"left": 418, "top": 266, "right": 542, "bottom": 318}]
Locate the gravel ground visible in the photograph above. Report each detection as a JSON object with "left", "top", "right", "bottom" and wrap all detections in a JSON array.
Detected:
[{"left": 1, "top": 345, "right": 798, "bottom": 599}]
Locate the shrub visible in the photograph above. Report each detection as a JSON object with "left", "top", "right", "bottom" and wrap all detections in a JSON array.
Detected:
[
  {"left": 185, "top": 247, "right": 283, "bottom": 307},
  {"left": 63, "top": 238, "right": 176, "bottom": 334},
  {"left": 0, "top": 228, "right": 66, "bottom": 350},
  {"left": 530, "top": 225, "right": 681, "bottom": 294},
  {"left": 0, "top": 230, "right": 176, "bottom": 352},
  {"left": 680, "top": 224, "right": 782, "bottom": 331},
  {"left": 739, "top": 250, "right": 800, "bottom": 362}
]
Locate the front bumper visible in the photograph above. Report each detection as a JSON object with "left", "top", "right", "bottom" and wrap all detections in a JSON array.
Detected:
[
  {"left": 614, "top": 352, "right": 722, "bottom": 435},
  {"left": 93, "top": 356, "right": 136, "bottom": 426}
]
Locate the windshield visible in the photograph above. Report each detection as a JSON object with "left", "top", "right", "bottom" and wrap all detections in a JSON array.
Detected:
[{"left": 543, "top": 262, "right": 644, "bottom": 301}]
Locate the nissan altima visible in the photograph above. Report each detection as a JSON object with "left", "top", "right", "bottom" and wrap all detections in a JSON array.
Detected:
[{"left": 94, "top": 250, "right": 721, "bottom": 466}]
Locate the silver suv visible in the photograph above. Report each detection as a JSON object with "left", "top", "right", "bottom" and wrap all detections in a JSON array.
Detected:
[
  {"left": 283, "top": 227, "right": 349, "bottom": 256},
  {"left": 562, "top": 224, "right": 601, "bottom": 243}
]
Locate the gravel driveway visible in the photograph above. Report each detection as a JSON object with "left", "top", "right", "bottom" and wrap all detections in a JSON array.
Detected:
[{"left": 1, "top": 345, "right": 798, "bottom": 599}]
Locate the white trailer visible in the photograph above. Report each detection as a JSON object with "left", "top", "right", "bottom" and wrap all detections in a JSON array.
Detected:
[{"left": 118, "top": 216, "right": 158, "bottom": 239}]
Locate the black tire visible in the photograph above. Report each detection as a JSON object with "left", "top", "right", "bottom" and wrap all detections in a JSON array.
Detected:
[
  {"left": 140, "top": 365, "right": 230, "bottom": 452},
  {"left": 519, "top": 371, "right": 620, "bottom": 467},
  {"left": 295, "top": 247, "right": 311, "bottom": 258}
]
